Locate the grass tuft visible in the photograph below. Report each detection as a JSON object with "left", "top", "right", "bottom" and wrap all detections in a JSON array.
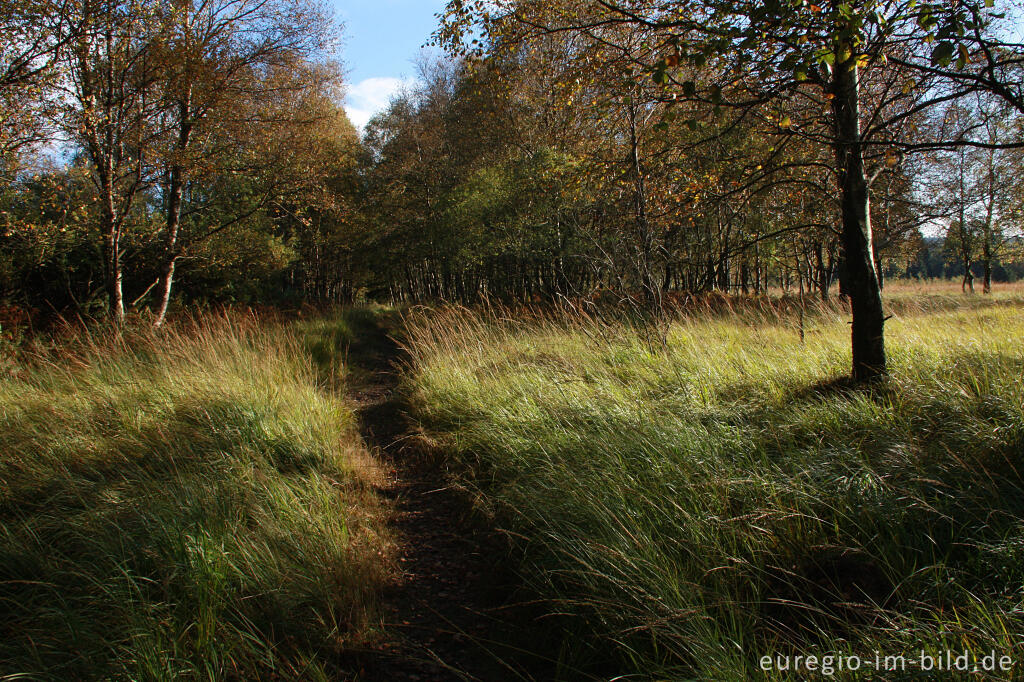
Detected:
[
  {"left": 406, "top": 293, "right": 1024, "bottom": 680},
  {"left": 0, "top": 312, "right": 391, "bottom": 681}
]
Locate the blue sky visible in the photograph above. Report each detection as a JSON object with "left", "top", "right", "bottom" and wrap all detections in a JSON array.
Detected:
[{"left": 332, "top": 0, "right": 446, "bottom": 129}]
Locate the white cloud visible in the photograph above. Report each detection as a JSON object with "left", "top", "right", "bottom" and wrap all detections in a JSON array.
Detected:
[{"left": 344, "top": 76, "right": 419, "bottom": 131}]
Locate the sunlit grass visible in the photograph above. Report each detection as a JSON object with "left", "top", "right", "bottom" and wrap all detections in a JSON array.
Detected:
[
  {"left": 0, "top": 312, "right": 392, "bottom": 681},
  {"left": 406, "top": 295, "right": 1024, "bottom": 680}
]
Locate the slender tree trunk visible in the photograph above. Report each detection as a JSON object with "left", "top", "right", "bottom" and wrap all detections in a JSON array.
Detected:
[
  {"left": 155, "top": 96, "right": 192, "bottom": 328},
  {"left": 982, "top": 236, "right": 992, "bottom": 294},
  {"left": 99, "top": 169, "right": 125, "bottom": 323},
  {"left": 814, "top": 240, "right": 828, "bottom": 301},
  {"left": 831, "top": 55, "right": 886, "bottom": 382},
  {"left": 796, "top": 246, "right": 806, "bottom": 299},
  {"left": 740, "top": 253, "right": 750, "bottom": 295},
  {"left": 154, "top": 165, "right": 186, "bottom": 327},
  {"left": 718, "top": 218, "right": 731, "bottom": 291},
  {"left": 754, "top": 240, "right": 762, "bottom": 294},
  {"left": 960, "top": 235, "right": 973, "bottom": 293},
  {"left": 102, "top": 224, "right": 125, "bottom": 322},
  {"left": 982, "top": 176, "right": 995, "bottom": 294},
  {"left": 153, "top": 241, "right": 178, "bottom": 323},
  {"left": 954, "top": 150, "right": 975, "bottom": 294},
  {"left": 837, "top": 255, "right": 849, "bottom": 299},
  {"left": 626, "top": 98, "right": 657, "bottom": 307}
]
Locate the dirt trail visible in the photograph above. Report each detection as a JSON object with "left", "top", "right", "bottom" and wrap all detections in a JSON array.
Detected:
[{"left": 346, "top": 314, "right": 556, "bottom": 682}]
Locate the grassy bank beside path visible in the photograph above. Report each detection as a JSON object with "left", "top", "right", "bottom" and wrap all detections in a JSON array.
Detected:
[{"left": 407, "top": 295, "right": 1024, "bottom": 679}]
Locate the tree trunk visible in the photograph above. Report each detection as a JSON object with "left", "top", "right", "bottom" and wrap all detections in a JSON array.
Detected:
[
  {"left": 154, "top": 167, "right": 183, "bottom": 328},
  {"left": 982, "top": 180, "right": 995, "bottom": 295},
  {"left": 814, "top": 240, "right": 828, "bottom": 301},
  {"left": 740, "top": 253, "right": 750, "bottom": 295},
  {"left": 102, "top": 225, "right": 125, "bottom": 322},
  {"left": 156, "top": 95, "right": 193, "bottom": 328},
  {"left": 962, "top": 243, "right": 975, "bottom": 293},
  {"left": 627, "top": 98, "right": 657, "bottom": 308},
  {"left": 875, "top": 240, "right": 884, "bottom": 291},
  {"left": 982, "top": 230, "right": 992, "bottom": 294},
  {"left": 831, "top": 55, "right": 886, "bottom": 382},
  {"left": 955, "top": 150, "right": 975, "bottom": 294},
  {"left": 754, "top": 240, "right": 762, "bottom": 294},
  {"left": 100, "top": 173, "right": 125, "bottom": 323},
  {"left": 154, "top": 257, "right": 177, "bottom": 327}
]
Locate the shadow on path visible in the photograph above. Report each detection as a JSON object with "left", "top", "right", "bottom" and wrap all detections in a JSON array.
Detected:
[{"left": 346, "top": 312, "right": 559, "bottom": 682}]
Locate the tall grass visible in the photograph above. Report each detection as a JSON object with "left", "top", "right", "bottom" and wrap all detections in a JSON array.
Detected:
[
  {"left": 296, "top": 305, "right": 398, "bottom": 389},
  {"left": 405, "top": 296, "right": 1024, "bottom": 680},
  {"left": 0, "top": 313, "right": 391, "bottom": 680}
]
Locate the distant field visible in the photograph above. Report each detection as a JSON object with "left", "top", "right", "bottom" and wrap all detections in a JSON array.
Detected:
[
  {"left": 0, "top": 313, "right": 391, "bottom": 680},
  {"left": 742, "top": 278, "right": 1024, "bottom": 304},
  {"left": 882, "top": 279, "right": 1024, "bottom": 295},
  {"left": 873, "top": 279, "right": 1024, "bottom": 303},
  {"left": 406, "top": 293, "right": 1024, "bottom": 679}
]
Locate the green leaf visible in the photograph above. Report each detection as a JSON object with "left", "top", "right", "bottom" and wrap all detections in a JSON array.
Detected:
[
  {"left": 958, "top": 43, "right": 970, "bottom": 65},
  {"left": 682, "top": 80, "right": 696, "bottom": 97},
  {"left": 930, "top": 41, "right": 954, "bottom": 66}
]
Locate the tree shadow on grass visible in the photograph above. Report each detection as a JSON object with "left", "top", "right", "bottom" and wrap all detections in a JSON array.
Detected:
[
  {"left": 439, "top": 349, "right": 1024, "bottom": 673},
  {"left": 0, "top": 396, "right": 377, "bottom": 681}
]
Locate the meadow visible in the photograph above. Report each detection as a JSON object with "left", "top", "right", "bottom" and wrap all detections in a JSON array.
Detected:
[
  {"left": 0, "top": 313, "right": 391, "bottom": 680},
  {"left": 405, "top": 287, "right": 1024, "bottom": 679},
  {"left": 2, "top": 287, "right": 1023, "bottom": 681}
]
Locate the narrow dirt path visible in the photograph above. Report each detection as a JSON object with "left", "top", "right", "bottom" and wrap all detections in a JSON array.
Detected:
[{"left": 346, "top": 313, "right": 557, "bottom": 682}]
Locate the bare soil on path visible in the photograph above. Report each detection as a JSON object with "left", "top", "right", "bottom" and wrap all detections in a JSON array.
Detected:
[{"left": 344, "top": 314, "right": 559, "bottom": 682}]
